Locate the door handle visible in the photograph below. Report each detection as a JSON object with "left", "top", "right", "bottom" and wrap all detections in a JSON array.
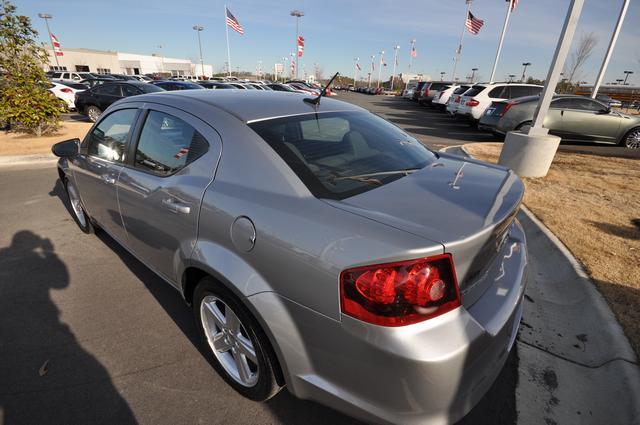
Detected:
[
  {"left": 101, "top": 175, "right": 116, "bottom": 184},
  {"left": 162, "top": 198, "right": 191, "bottom": 214},
  {"left": 561, "top": 110, "right": 564, "bottom": 116}
]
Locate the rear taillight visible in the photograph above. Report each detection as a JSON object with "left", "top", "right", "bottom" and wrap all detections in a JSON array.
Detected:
[
  {"left": 340, "top": 254, "right": 460, "bottom": 326},
  {"left": 500, "top": 101, "right": 514, "bottom": 117},
  {"left": 439, "top": 91, "right": 445, "bottom": 99},
  {"left": 466, "top": 99, "right": 480, "bottom": 107},
  {"left": 455, "top": 96, "right": 461, "bottom": 103},
  {"left": 60, "top": 88, "right": 73, "bottom": 93}
]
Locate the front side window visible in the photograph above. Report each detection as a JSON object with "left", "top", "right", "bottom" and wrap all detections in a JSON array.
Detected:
[
  {"left": 250, "top": 111, "right": 437, "bottom": 200},
  {"left": 134, "top": 111, "right": 208, "bottom": 176},
  {"left": 87, "top": 109, "right": 138, "bottom": 162}
]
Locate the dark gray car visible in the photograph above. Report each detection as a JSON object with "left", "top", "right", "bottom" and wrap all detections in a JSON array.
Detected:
[
  {"left": 52, "top": 90, "right": 527, "bottom": 425},
  {"left": 479, "top": 94, "right": 640, "bottom": 148}
]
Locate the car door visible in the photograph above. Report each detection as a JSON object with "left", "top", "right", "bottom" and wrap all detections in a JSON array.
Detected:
[
  {"left": 71, "top": 107, "right": 140, "bottom": 243},
  {"left": 558, "top": 98, "right": 620, "bottom": 143},
  {"left": 116, "top": 105, "right": 222, "bottom": 284}
]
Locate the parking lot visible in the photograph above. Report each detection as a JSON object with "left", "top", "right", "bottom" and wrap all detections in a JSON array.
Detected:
[{"left": 1, "top": 96, "right": 524, "bottom": 425}]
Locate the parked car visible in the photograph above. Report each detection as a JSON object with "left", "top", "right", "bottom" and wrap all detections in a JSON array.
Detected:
[
  {"left": 266, "top": 83, "right": 300, "bottom": 93},
  {"left": 456, "top": 83, "right": 543, "bottom": 123},
  {"left": 433, "top": 85, "right": 470, "bottom": 111},
  {"left": 402, "top": 81, "right": 420, "bottom": 99},
  {"left": 129, "top": 75, "right": 153, "bottom": 83},
  {"left": 152, "top": 81, "right": 205, "bottom": 91},
  {"left": 74, "top": 81, "right": 165, "bottom": 122},
  {"left": 79, "top": 78, "right": 117, "bottom": 89},
  {"left": 479, "top": 94, "right": 640, "bottom": 148},
  {"left": 53, "top": 90, "right": 527, "bottom": 425},
  {"left": 418, "top": 82, "right": 451, "bottom": 106},
  {"left": 198, "top": 81, "right": 236, "bottom": 90},
  {"left": 595, "top": 94, "right": 623, "bottom": 108},
  {"left": 103, "top": 74, "right": 139, "bottom": 81},
  {"left": 412, "top": 81, "right": 428, "bottom": 101},
  {"left": 47, "top": 71, "right": 100, "bottom": 82},
  {"left": 446, "top": 86, "right": 472, "bottom": 115},
  {"left": 48, "top": 80, "right": 86, "bottom": 110}
]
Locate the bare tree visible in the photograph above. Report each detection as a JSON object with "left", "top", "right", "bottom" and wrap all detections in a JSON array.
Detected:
[{"left": 564, "top": 32, "right": 598, "bottom": 84}]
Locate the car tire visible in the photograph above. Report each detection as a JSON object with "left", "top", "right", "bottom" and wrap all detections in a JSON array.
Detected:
[
  {"left": 193, "top": 277, "right": 283, "bottom": 401},
  {"left": 516, "top": 121, "right": 533, "bottom": 133},
  {"left": 64, "top": 177, "right": 95, "bottom": 234},
  {"left": 620, "top": 127, "right": 640, "bottom": 149},
  {"left": 86, "top": 105, "right": 102, "bottom": 123}
]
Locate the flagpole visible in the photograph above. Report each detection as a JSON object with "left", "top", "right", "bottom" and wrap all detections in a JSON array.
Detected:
[
  {"left": 489, "top": 0, "right": 513, "bottom": 83},
  {"left": 377, "top": 50, "right": 383, "bottom": 88},
  {"left": 353, "top": 57, "right": 359, "bottom": 87},
  {"left": 224, "top": 5, "right": 232, "bottom": 77},
  {"left": 452, "top": 0, "right": 472, "bottom": 83},
  {"left": 408, "top": 39, "right": 416, "bottom": 72},
  {"left": 390, "top": 45, "right": 399, "bottom": 91}
]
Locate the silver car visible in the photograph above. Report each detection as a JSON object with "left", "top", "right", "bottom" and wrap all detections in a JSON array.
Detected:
[{"left": 52, "top": 90, "right": 527, "bottom": 425}]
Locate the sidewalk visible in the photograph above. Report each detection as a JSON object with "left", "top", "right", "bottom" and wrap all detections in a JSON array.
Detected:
[{"left": 441, "top": 145, "right": 640, "bottom": 425}]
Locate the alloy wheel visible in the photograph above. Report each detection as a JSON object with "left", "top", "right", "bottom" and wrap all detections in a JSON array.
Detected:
[
  {"left": 200, "top": 295, "right": 259, "bottom": 387},
  {"left": 624, "top": 129, "right": 640, "bottom": 149},
  {"left": 87, "top": 107, "right": 101, "bottom": 122}
]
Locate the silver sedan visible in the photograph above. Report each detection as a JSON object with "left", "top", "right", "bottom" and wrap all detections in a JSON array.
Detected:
[{"left": 53, "top": 90, "right": 527, "bottom": 425}]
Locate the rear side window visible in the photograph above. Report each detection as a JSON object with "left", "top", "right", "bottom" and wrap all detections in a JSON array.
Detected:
[
  {"left": 464, "top": 85, "right": 486, "bottom": 97},
  {"left": 122, "top": 85, "right": 141, "bottom": 97},
  {"left": 488, "top": 86, "right": 506, "bottom": 98},
  {"left": 508, "top": 86, "right": 534, "bottom": 99},
  {"left": 249, "top": 111, "right": 437, "bottom": 200},
  {"left": 453, "top": 86, "right": 470, "bottom": 95},
  {"left": 87, "top": 109, "right": 138, "bottom": 162},
  {"left": 95, "top": 84, "right": 121, "bottom": 96},
  {"left": 134, "top": 111, "right": 208, "bottom": 176}
]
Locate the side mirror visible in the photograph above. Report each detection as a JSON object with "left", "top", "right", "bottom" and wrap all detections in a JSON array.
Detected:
[{"left": 52, "top": 138, "right": 80, "bottom": 157}]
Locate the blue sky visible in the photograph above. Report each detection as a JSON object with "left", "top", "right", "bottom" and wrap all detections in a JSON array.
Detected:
[{"left": 16, "top": 0, "right": 640, "bottom": 83}]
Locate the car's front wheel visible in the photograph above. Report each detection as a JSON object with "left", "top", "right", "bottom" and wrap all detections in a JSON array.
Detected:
[
  {"left": 64, "top": 177, "right": 94, "bottom": 234},
  {"left": 193, "top": 277, "right": 282, "bottom": 401},
  {"left": 621, "top": 127, "right": 640, "bottom": 149},
  {"left": 85, "top": 105, "right": 102, "bottom": 123}
]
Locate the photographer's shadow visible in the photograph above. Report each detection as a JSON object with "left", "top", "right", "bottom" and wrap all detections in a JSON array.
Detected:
[{"left": 0, "top": 230, "right": 136, "bottom": 425}]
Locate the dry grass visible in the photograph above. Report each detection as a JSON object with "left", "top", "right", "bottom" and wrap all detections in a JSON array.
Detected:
[
  {"left": 0, "top": 121, "right": 92, "bottom": 156},
  {"left": 465, "top": 143, "right": 640, "bottom": 355}
]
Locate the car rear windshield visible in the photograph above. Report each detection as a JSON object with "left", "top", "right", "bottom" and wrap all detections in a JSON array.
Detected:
[
  {"left": 60, "top": 82, "right": 88, "bottom": 90},
  {"left": 453, "top": 86, "right": 470, "bottom": 94},
  {"left": 249, "top": 111, "right": 437, "bottom": 200},
  {"left": 463, "top": 85, "right": 486, "bottom": 97},
  {"left": 141, "top": 84, "right": 165, "bottom": 93}
]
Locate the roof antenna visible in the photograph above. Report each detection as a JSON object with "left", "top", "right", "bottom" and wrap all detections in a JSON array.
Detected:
[{"left": 304, "top": 72, "right": 339, "bottom": 106}]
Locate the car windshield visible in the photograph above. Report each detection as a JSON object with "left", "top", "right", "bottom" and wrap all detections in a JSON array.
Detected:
[
  {"left": 141, "top": 84, "right": 165, "bottom": 93},
  {"left": 249, "top": 111, "right": 436, "bottom": 200},
  {"left": 453, "top": 86, "right": 470, "bottom": 94}
]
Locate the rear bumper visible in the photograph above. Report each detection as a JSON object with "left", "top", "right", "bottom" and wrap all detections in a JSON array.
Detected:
[{"left": 248, "top": 220, "right": 528, "bottom": 425}]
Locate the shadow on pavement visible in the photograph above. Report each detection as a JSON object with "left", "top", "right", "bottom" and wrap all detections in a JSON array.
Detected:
[{"left": 0, "top": 230, "right": 136, "bottom": 425}]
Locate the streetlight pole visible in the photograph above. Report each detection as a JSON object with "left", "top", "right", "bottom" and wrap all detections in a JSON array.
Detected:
[
  {"left": 521, "top": 62, "right": 531, "bottom": 82},
  {"left": 290, "top": 10, "right": 304, "bottom": 79},
  {"left": 192, "top": 25, "right": 205, "bottom": 78},
  {"left": 390, "top": 45, "right": 400, "bottom": 91},
  {"left": 377, "top": 50, "right": 384, "bottom": 89},
  {"left": 470, "top": 68, "right": 478, "bottom": 83},
  {"left": 38, "top": 13, "right": 59, "bottom": 68},
  {"left": 440, "top": 71, "right": 446, "bottom": 82},
  {"left": 623, "top": 70, "right": 633, "bottom": 85},
  {"left": 591, "top": 0, "right": 629, "bottom": 98},
  {"left": 508, "top": 74, "right": 516, "bottom": 83}
]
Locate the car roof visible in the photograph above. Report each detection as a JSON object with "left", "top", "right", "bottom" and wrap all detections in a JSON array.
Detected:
[{"left": 121, "top": 90, "right": 365, "bottom": 123}]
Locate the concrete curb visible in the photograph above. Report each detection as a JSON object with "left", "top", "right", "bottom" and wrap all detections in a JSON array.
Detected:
[
  {"left": 452, "top": 142, "right": 640, "bottom": 424},
  {"left": 0, "top": 154, "right": 57, "bottom": 167}
]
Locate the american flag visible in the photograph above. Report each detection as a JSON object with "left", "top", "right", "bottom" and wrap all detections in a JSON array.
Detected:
[
  {"left": 508, "top": 0, "right": 518, "bottom": 12},
  {"left": 356, "top": 62, "right": 361, "bottom": 71},
  {"left": 410, "top": 45, "right": 417, "bottom": 58},
  {"left": 297, "top": 36, "right": 304, "bottom": 57},
  {"left": 465, "top": 11, "right": 484, "bottom": 35},
  {"left": 51, "top": 33, "right": 63, "bottom": 56},
  {"left": 226, "top": 7, "right": 244, "bottom": 35}
]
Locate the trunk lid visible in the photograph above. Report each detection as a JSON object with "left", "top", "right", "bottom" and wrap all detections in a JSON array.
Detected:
[{"left": 327, "top": 154, "right": 524, "bottom": 306}]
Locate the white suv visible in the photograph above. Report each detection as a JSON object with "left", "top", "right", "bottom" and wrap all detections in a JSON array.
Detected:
[
  {"left": 433, "top": 84, "right": 471, "bottom": 110},
  {"left": 48, "top": 71, "right": 98, "bottom": 82},
  {"left": 456, "top": 83, "right": 543, "bottom": 122}
]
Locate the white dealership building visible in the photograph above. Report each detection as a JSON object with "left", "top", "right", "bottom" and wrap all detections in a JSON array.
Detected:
[{"left": 44, "top": 47, "right": 214, "bottom": 77}]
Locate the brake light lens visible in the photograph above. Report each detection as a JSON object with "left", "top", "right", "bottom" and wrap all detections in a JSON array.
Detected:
[
  {"left": 60, "top": 88, "right": 73, "bottom": 93},
  {"left": 500, "top": 101, "right": 514, "bottom": 117},
  {"left": 439, "top": 91, "right": 445, "bottom": 99},
  {"left": 340, "top": 254, "right": 460, "bottom": 326},
  {"left": 466, "top": 99, "right": 480, "bottom": 107}
]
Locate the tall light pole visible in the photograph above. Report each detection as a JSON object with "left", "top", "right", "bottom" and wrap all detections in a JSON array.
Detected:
[
  {"left": 470, "top": 67, "right": 478, "bottom": 83},
  {"left": 353, "top": 57, "right": 359, "bottom": 87},
  {"left": 390, "top": 45, "right": 400, "bottom": 91},
  {"left": 38, "top": 13, "right": 59, "bottom": 68},
  {"left": 591, "top": 0, "right": 629, "bottom": 98},
  {"left": 192, "top": 25, "right": 205, "bottom": 78},
  {"left": 521, "top": 62, "right": 531, "bottom": 82},
  {"left": 290, "top": 10, "right": 304, "bottom": 79},
  {"left": 377, "top": 50, "right": 384, "bottom": 89},
  {"left": 508, "top": 74, "right": 516, "bottom": 83},
  {"left": 615, "top": 79, "right": 624, "bottom": 85},
  {"left": 623, "top": 70, "right": 634, "bottom": 85},
  {"left": 440, "top": 71, "right": 446, "bottom": 81},
  {"left": 157, "top": 45, "right": 165, "bottom": 74}
]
